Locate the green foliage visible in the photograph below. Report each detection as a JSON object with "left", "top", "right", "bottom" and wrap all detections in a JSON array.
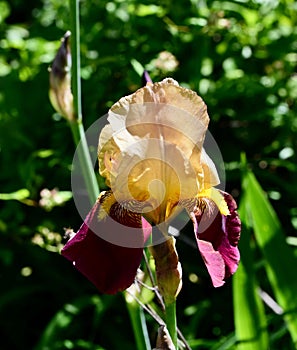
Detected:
[
  {"left": 233, "top": 198, "right": 269, "bottom": 350},
  {"left": 240, "top": 167, "right": 297, "bottom": 347},
  {"left": 1, "top": 0, "right": 297, "bottom": 349}
]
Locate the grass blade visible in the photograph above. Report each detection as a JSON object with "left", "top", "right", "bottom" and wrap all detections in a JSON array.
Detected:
[
  {"left": 233, "top": 192, "right": 269, "bottom": 349},
  {"left": 243, "top": 170, "right": 297, "bottom": 344}
]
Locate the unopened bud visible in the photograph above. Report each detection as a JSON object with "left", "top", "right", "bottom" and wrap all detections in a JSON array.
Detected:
[{"left": 49, "top": 31, "right": 74, "bottom": 121}]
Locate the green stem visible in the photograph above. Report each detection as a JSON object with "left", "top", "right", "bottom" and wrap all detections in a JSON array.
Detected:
[
  {"left": 70, "top": 0, "right": 82, "bottom": 122},
  {"left": 165, "top": 300, "right": 178, "bottom": 349},
  {"left": 126, "top": 295, "right": 151, "bottom": 350},
  {"left": 68, "top": 2, "right": 149, "bottom": 350},
  {"left": 69, "top": 120, "right": 99, "bottom": 204},
  {"left": 69, "top": 0, "right": 99, "bottom": 204}
]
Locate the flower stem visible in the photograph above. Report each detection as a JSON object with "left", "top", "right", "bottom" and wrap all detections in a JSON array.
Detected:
[
  {"left": 68, "top": 2, "right": 150, "bottom": 350},
  {"left": 69, "top": 0, "right": 99, "bottom": 204},
  {"left": 126, "top": 294, "right": 151, "bottom": 350},
  {"left": 69, "top": 120, "right": 99, "bottom": 204},
  {"left": 70, "top": 0, "right": 82, "bottom": 122},
  {"left": 165, "top": 299, "right": 178, "bottom": 349}
]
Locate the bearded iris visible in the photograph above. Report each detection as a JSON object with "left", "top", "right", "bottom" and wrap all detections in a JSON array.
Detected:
[{"left": 62, "top": 78, "right": 240, "bottom": 294}]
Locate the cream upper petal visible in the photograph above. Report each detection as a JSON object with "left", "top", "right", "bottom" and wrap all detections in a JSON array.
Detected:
[
  {"left": 97, "top": 78, "right": 220, "bottom": 223},
  {"left": 107, "top": 79, "right": 209, "bottom": 157}
]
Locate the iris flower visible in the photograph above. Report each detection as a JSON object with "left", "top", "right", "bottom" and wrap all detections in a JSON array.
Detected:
[{"left": 62, "top": 78, "right": 240, "bottom": 294}]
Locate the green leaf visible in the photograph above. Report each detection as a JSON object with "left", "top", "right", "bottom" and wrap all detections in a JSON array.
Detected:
[
  {"left": 243, "top": 170, "right": 297, "bottom": 344},
  {"left": 0, "top": 1, "right": 10, "bottom": 24},
  {"left": 125, "top": 295, "right": 151, "bottom": 350},
  {"left": 0, "top": 188, "right": 30, "bottom": 201},
  {"left": 233, "top": 192, "right": 269, "bottom": 350},
  {"left": 34, "top": 295, "right": 107, "bottom": 350},
  {"left": 35, "top": 149, "right": 55, "bottom": 158},
  {"left": 128, "top": 4, "right": 165, "bottom": 17},
  {"left": 130, "top": 58, "right": 144, "bottom": 77},
  {"left": 212, "top": 1, "right": 259, "bottom": 26}
]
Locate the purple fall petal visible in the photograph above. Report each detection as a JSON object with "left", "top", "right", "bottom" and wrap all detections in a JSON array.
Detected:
[
  {"left": 218, "top": 192, "right": 241, "bottom": 277},
  {"left": 192, "top": 191, "right": 241, "bottom": 287},
  {"left": 196, "top": 240, "right": 225, "bottom": 287},
  {"left": 61, "top": 199, "right": 151, "bottom": 294}
]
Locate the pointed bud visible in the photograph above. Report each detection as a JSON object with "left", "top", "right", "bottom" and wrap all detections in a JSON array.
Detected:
[{"left": 49, "top": 31, "right": 74, "bottom": 121}]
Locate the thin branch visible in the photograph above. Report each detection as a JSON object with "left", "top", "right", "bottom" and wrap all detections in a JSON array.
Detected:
[
  {"left": 142, "top": 251, "right": 165, "bottom": 310},
  {"left": 126, "top": 289, "right": 165, "bottom": 327}
]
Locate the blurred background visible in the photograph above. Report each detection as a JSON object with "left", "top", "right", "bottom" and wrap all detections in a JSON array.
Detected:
[{"left": 0, "top": 0, "right": 297, "bottom": 349}]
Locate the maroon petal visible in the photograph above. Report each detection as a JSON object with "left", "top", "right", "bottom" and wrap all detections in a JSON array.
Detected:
[
  {"left": 196, "top": 239, "right": 225, "bottom": 287},
  {"left": 191, "top": 191, "right": 241, "bottom": 287},
  {"left": 61, "top": 198, "right": 152, "bottom": 294}
]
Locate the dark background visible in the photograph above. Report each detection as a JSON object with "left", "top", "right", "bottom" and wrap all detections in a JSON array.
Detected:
[{"left": 0, "top": 0, "right": 297, "bottom": 349}]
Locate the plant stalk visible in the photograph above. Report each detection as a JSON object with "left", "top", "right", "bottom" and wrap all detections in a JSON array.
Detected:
[
  {"left": 69, "top": 0, "right": 99, "bottom": 204},
  {"left": 70, "top": 0, "right": 82, "bottom": 122},
  {"left": 126, "top": 294, "right": 151, "bottom": 350},
  {"left": 68, "top": 2, "right": 149, "bottom": 350},
  {"left": 165, "top": 300, "right": 178, "bottom": 349},
  {"left": 69, "top": 120, "right": 99, "bottom": 204}
]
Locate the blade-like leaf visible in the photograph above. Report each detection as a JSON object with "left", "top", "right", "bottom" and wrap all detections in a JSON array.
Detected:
[
  {"left": 243, "top": 170, "right": 297, "bottom": 344},
  {"left": 34, "top": 295, "right": 108, "bottom": 350},
  {"left": 233, "top": 192, "right": 269, "bottom": 350}
]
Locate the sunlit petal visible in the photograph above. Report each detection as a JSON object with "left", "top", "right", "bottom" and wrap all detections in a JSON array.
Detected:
[
  {"left": 98, "top": 78, "right": 219, "bottom": 225},
  {"left": 191, "top": 191, "right": 240, "bottom": 286}
]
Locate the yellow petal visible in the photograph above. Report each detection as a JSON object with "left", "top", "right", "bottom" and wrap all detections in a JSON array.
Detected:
[{"left": 197, "top": 188, "right": 230, "bottom": 216}]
